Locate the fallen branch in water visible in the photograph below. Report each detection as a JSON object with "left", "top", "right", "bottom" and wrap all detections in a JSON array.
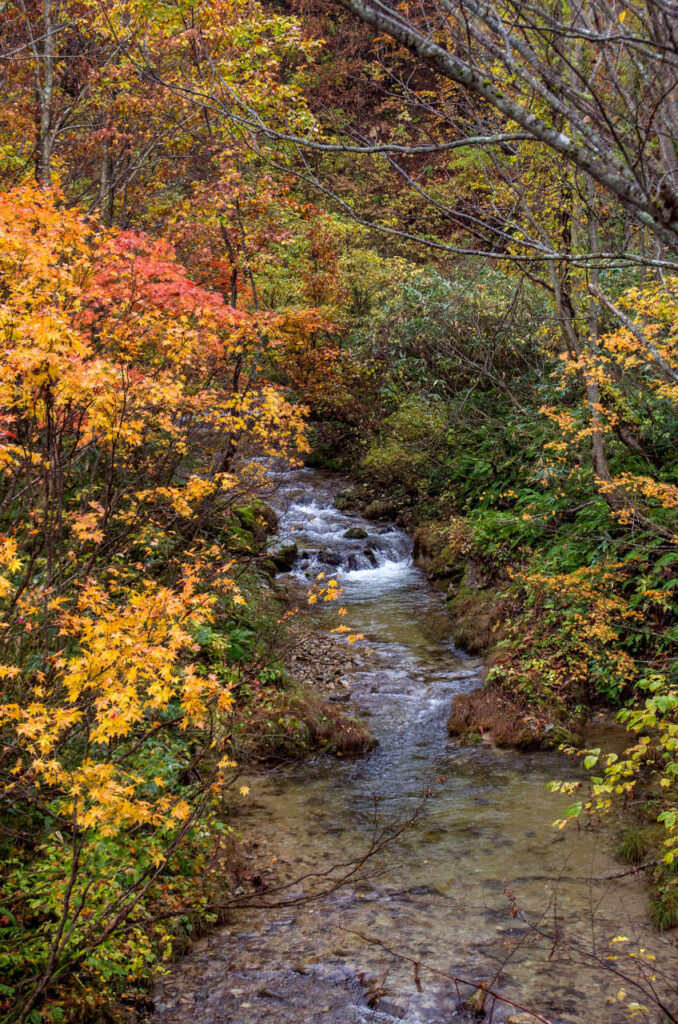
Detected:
[
  {"left": 599, "top": 859, "right": 660, "bottom": 880},
  {"left": 342, "top": 928, "right": 554, "bottom": 1024}
]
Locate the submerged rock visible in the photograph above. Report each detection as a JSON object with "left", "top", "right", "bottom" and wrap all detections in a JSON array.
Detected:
[{"left": 462, "top": 984, "right": 488, "bottom": 1017}]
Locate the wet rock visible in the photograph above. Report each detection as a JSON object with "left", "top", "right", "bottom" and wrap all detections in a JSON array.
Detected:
[
  {"left": 344, "top": 527, "right": 368, "bottom": 539},
  {"left": 377, "top": 997, "right": 408, "bottom": 1019},
  {"left": 402, "top": 884, "right": 442, "bottom": 896},
  {"left": 333, "top": 489, "right": 356, "bottom": 511},
  {"left": 258, "top": 504, "right": 279, "bottom": 533},
  {"left": 540, "top": 722, "right": 583, "bottom": 748},
  {"left": 257, "top": 986, "right": 285, "bottom": 999},
  {"left": 270, "top": 542, "right": 298, "bottom": 571},
  {"left": 363, "top": 548, "right": 377, "bottom": 566},
  {"left": 463, "top": 984, "right": 488, "bottom": 1017},
  {"left": 343, "top": 1008, "right": 402, "bottom": 1024},
  {"left": 319, "top": 550, "right": 342, "bottom": 566}
]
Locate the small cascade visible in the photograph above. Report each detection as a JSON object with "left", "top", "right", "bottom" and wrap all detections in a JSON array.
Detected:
[{"left": 275, "top": 494, "right": 413, "bottom": 584}]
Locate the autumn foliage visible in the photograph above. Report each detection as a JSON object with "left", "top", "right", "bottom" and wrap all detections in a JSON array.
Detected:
[{"left": 0, "top": 182, "right": 314, "bottom": 1017}]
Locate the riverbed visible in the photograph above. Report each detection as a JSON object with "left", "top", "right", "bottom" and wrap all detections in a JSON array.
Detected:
[{"left": 152, "top": 469, "right": 677, "bottom": 1024}]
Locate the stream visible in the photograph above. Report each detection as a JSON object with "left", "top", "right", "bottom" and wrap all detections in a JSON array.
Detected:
[{"left": 152, "top": 469, "right": 678, "bottom": 1024}]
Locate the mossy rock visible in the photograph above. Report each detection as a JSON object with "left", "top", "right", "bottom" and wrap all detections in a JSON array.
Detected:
[
  {"left": 234, "top": 687, "right": 376, "bottom": 762},
  {"left": 413, "top": 518, "right": 474, "bottom": 580},
  {"left": 228, "top": 525, "right": 256, "bottom": 554},
  {"left": 448, "top": 584, "right": 500, "bottom": 655},
  {"left": 235, "top": 506, "right": 256, "bottom": 529},
  {"left": 333, "top": 490, "right": 354, "bottom": 511},
  {"left": 270, "top": 542, "right": 298, "bottom": 572},
  {"left": 344, "top": 527, "right": 368, "bottom": 539},
  {"left": 257, "top": 503, "right": 279, "bottom": 534},
  {"left": 448, "top": 689, "right": 552, "bottom": 750},
  {"left": 541, "top": 723, "right": 583, "bottom": 749},
  {"left": 363, "top": 499, "right": 395, "bottom": 520}
]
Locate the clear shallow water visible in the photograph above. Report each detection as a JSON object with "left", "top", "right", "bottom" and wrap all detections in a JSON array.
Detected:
[{"left": 154, "top": 469, "right": 678, "bottom": 1024}]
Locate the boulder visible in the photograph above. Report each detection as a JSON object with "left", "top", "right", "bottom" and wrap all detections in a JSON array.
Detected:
[
  {"left": 363, "top": 548, "right": 377, "bottom": 566},
  {"left": 270, "top": 542, "right": 298, "bottom": 572},
  {"left": 344, "top": 527, "right": 368, "bottom": 539}
]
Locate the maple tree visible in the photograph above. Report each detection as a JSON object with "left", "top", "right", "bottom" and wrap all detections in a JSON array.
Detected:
[
  {"left": 1, "top": 0, "right": 678, "bottom": 1015},
  {"left": 0, "top": 173, "right": 314, "bottom": 1014}
]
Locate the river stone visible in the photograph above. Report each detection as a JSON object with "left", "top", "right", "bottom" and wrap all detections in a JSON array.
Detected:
[
  {"left": 342, "top": 1009, "right": 402, "bottom": 1024},
  {"left": 320, "top": 549, "right": 342, "bottom": 566},
  {"left": 376, "top": 997, "right": 408, "bottom": 1018},
  {"left": 463, "top": 985, "right": 488, "bottom": 1016},
  {"left": 344, "top": 527, "right": 368, "bottom": 539},
  {"left": 270, "top": 542, "right": 298, "bottom": 571}
]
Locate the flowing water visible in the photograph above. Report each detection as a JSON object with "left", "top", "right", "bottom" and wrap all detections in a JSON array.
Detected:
[{"left": 153, "top": 469, "right": 678, "bottom": 1024}]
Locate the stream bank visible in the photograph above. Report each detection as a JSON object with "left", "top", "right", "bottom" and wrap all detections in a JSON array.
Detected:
[
  {"left": 330, "top": 481, "right": 596, "bottom": 752},
  {"left": 152, "top": 467, "right": 678, "bottom": 1024}
]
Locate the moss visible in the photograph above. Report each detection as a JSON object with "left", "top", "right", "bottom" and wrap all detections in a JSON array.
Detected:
[
  {"left": 269, "top": 542, "right": 298, "bottom": 572},
  {"left": 618, "top": 828, "right": 656, "bottom": 866},
  {"left": 304, "top": 445, "right": 341, "bottom": 471},
  {"left": 232, "top": 686, "right": 376, "bottom": 762},
  {"left": 333, "top": 488, "right": 360, "bottom": 511},
  {"left": 363, "top": 498, "right": 396, "bottom": 520},
  {"left": 235, "top": 506, "right": 256, "bottom": 530},
  {"left": 448, "top": 585, "right": 502, "bottom": 655},
  {"left": 649, "top": 884, "right": 678, "bottom": 931},
  {"left": 616, "top": 824, "right": 678, "bottom": 931},
  {"left": 545, "top": 724, "right": 583, "bottom": 748},
  {"left": 447, "top": 687, "right": 567, "bottom": 750}
]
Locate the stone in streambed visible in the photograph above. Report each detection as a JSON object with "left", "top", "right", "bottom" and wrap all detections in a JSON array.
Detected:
[
  {"left": 344, "top": 527, "right": 368, "bottom": 539},
  {"left": 463, "top": 985, "right": 488, "bottom": 1016},
  {"left": 319, "top": 550, "right": 342, "bottom": 566},
  {"left": 270, "top": 542, "right": 298, "bottom": 571}
]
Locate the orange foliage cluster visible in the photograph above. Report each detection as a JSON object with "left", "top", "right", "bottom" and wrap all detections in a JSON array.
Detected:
[{"left": 0, "top": 183, "right": 313, "bottom": 1013}]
